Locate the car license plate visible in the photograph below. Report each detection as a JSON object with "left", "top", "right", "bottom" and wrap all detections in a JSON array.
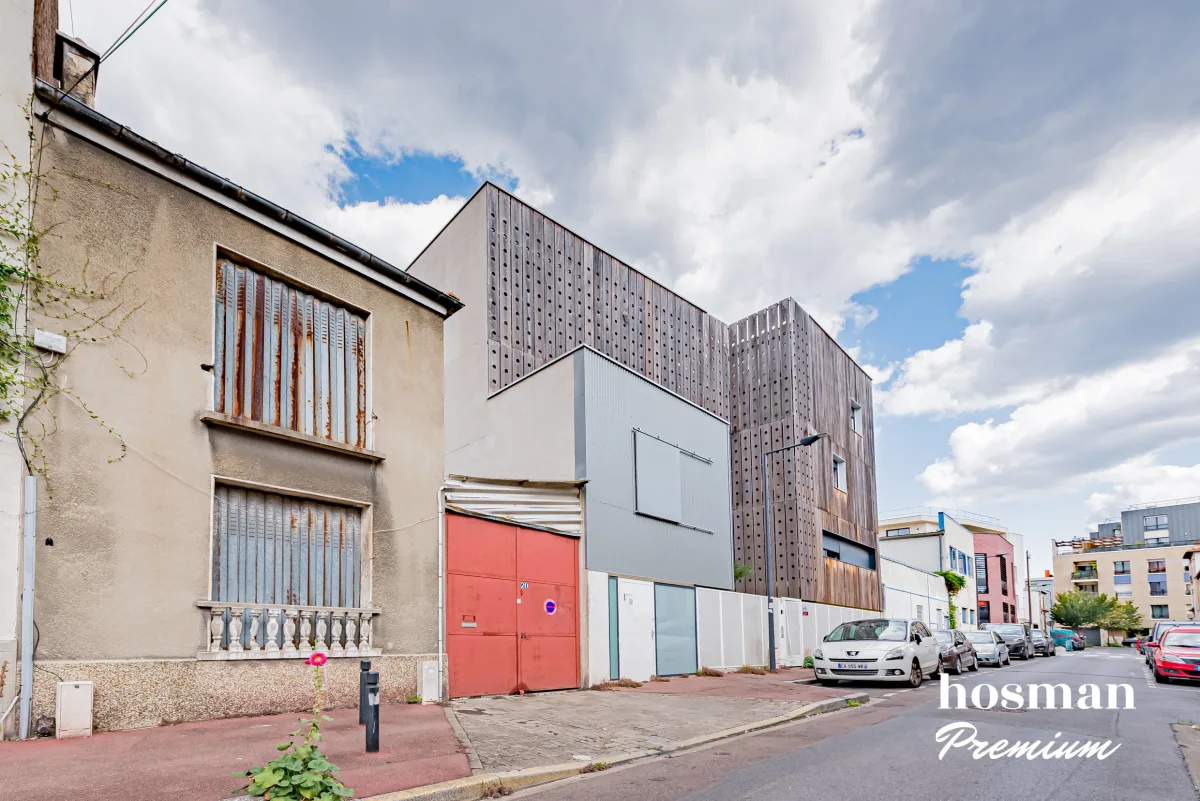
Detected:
[{"left": 837, "top": 662, "right": 870, "bottom": 670}]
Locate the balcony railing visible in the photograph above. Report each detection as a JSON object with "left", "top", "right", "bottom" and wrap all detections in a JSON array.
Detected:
[
  {"left": 1071, "top": 570, "right": 1099, "bottom": 581},
  {"left": 196, "top": 601, "right": 380, "bottom": 660}
]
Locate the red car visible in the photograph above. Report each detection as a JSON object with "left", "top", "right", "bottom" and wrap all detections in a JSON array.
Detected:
[{"left": 1151, "top": 626, "right": 1200, "bottom": 683}]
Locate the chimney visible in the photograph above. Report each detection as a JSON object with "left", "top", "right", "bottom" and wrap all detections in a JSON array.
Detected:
[
  {"left": 32, "top": 0, "right": 57, "bottom": 82},
  {"left": 54, "top": 32, "right": 101, "bottom": 107}
]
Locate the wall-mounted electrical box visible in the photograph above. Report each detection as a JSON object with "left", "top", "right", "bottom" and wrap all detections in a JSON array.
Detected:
[
  {"left": 55, "top": 681, "right": 93, "bottom": 738},
  {"left": 34, "top": 329, "right": 67, "bottom": 354}
]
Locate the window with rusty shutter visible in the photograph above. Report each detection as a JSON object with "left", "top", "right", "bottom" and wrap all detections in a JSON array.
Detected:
[
  {"left": 211, "top": 485, "right": 362, "bottom": 609},
  {"left": 213, "top": 258, "right": 368, "bottom": 446}
]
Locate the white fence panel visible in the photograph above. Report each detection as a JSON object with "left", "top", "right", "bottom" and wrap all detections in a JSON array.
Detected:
[
  {"left": 777, "top": 598, "right": 877, "bottom": 666},
  {"left": 696, "top": 588, "right": 769, "bottom": 669}
]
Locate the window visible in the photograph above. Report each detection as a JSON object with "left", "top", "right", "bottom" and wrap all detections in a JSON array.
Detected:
[
  {"left": 633, "top": 430, "right": 713, "bottom": 531},
  {"left": 885, "top": 527, "right": 911, "bottom": 537},
  {"left": 1145, "top": 514, "right": 1169, "bottom": 531},
  {"left": 214, "top": 258, "right": 369, "bottom": 447},
  {"left": 1116, "top": 586, "right": 1133, "bottom": 597},
  {"left": 916, "top": 604, "right": 924, "bottom": 622},
  {"left": 211, "top": 485, "right": 364, "bottom": 609},
  {"left": 1148, "top": 559, "right": 1167, "bottom": 574},
  {"left": 1114, "top": 561, "right": 1130, "bottom": 575},
  {"left": 976, "top": 555, "right": 989, "bottom": 594},
  {"left": 979, "top": 601, "right": 991, "bottom": 624},
  {"left": 1113, "top": 574, "right": 1132, "bottom": 584},
  {"left": 1152, "top": 605, "right": 1170, "bottom": 619},
  {"left": 849, "top": 400, "right": 862, "bottom": 433},
  {"left": 1150, "top": 581, "right": 1168, "bottom": 597},
  {"left": 832, "top": 454, "right": 847, "bottom": 492},
  {"left": 822, "top": 531, "right": 876, "bottom": 570}
]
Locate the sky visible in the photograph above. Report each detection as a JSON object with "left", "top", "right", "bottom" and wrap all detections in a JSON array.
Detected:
[{"left": 60, "top": 1, "right": 1200, "bottom": 576}]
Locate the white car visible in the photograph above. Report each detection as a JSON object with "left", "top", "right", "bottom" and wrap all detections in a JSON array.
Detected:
[{"left": 813, "top": 618, "right": 942, "bottom": 687}]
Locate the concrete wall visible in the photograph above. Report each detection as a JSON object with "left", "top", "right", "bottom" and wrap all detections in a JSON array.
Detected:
[
  {"left": 881, "top": 557, "right": 950, "bottom": 628},
  {"left": 877, "top": 535, "right": 941, "bottom": 573},
  {"left": 580, "top": 349, "right": 734, "bottom": 590},
  {"left": 26, "top": 118, "right": 448, "bottom": 729},
  {"left": 0, "top": 0, "right": 32, "bottom": 735}
]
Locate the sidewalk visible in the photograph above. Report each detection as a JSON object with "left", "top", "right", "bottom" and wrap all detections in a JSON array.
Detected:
[
  {"left": 449, "top": 668, "right": 848, "bottom": 773},
  {"left": 0, "top": 702, "right": 470, "bottom": 801}
]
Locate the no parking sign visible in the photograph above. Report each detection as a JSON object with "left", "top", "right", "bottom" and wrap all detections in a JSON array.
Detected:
[{"left": 544, "top": 599, "right": 557, "bottom": 615}]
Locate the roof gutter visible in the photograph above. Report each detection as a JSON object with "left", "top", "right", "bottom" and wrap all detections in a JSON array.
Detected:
[{"left": 32, "top": 80, "right": 463, "bottom": 317}]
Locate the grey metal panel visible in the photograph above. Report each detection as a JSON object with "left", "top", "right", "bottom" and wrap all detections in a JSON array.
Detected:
[
  {"left": 654, "top": 583, "right": 698, "bottom": 676},
  {"left": 1121, "top": 501, "right": 1200, "bottom": 545},
  {"left": 634, "top": 431, "right": 682, "bottom": 523},
  {"left": 581, "top": 349, "right": 733, "bottom": 589},
  {"left": 214, "top": 258, "right": 367, "bottom": 446}
]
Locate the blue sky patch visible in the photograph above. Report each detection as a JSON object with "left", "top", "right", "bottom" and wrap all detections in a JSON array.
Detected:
[
  {"left": 337, "top": 146, "right": 515, "bottom": 206},
  {"left": 848, "top": 256, "right": 973, "bottom": 367}
]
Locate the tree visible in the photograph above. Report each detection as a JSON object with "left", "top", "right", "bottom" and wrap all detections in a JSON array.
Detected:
[
  {"left": 935, "top": 570, "right": 967, "bottom": 628},
  {"left": 1103, "top": 601, "right": 1144, "bottom": 634},
  {"left": 1050, "top": 590, "right": 1118, "bottom": 628}
]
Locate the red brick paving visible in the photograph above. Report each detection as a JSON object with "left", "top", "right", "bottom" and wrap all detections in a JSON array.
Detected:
[
  {"left": 617, "top": 667, "right": 847, "bottom": 703},
  {"left": 0, "top": 702, "right": 470, "bottom": 801}
]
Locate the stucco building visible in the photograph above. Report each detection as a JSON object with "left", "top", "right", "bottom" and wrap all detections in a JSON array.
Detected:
[{"left": 9, "top": 30, "right": 461, "bottom": 733}]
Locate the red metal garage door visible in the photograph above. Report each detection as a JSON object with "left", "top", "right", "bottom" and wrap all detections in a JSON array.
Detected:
[{"left": 446, "top": 513, "right": 578, "bottom": 697}]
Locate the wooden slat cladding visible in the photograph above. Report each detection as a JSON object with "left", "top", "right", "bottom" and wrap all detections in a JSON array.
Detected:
[
  {"left": 728, "top": 300, "right": 882, "bottom": 610},
  {"left": 484, "top": 185, "right": 729, "bottom": 418},
  {"left": 214, "top": 258, "right": 367, "bottom": 447},
  {"left": 821, "top": 557, "right": 882, "bottom": 610},
  {"left": 211, "top": 485, "right": 362, "bottom": 608}
]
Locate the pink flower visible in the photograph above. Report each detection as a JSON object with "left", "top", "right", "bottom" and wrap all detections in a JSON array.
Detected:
[{"left": 308, "top": 652, "right": 328, "bottom": 667}]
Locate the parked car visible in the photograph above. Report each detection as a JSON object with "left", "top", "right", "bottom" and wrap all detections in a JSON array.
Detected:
[
  {"left": 813, "top": 619, "right": 942, "bottom": 688},
  {"left": 933, "top": 629, "right": 980, "bottom": 674},
  {"left": 1121, "top": 635, "right": 1140, "bottom": 647},
  {"left": 1151, "top": 626, "right": 1200, "bottom": 684},
  {"left": 1031, "top": 628, "right": 1057, "bottom": 657},
  {"left": 1072, "top": 633, "right": 1086, "bottom": 651},
  {"left": 1050, "top": 629, "right": 1076, "bottom": 650},
  {"left": 982, "top": 622, "right": 1034, "bottom": 660},
  {"left": 967, "top": 630, "right": 1010, "bottom": 666},
  {"left": 1145, "top": 621, "right": 1191, "bottom": 665}
]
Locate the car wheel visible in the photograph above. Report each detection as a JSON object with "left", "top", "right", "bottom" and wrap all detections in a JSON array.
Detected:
[
  {"left": 1021, "top": 649, "right": 1031, "bottom": 660},
  {"left": 952, "top": 656, "right": 963, "bottom": 675},
  {"left": 968, "top": 655, "right": 979, "bottom": 672},
  {"left": 816, "top": 678, "right": 836, "bottom": 686},
  {"left": 1154, "top": 667, "right": 1169, "bottom": 684},
  {"left": 1004, "top": 654, "right": 1011, "bottom": 666},
  {"left": 909, "top": 660, "right": 923, "bottom": 688}
]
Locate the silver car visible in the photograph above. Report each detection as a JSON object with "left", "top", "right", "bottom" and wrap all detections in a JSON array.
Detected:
[{"left": 967, "top": 630, "right": 1010, "bottom": 666}]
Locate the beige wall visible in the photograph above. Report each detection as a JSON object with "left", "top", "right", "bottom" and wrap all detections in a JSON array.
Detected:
[
  {"left": 23, "top": 120, "right": 448, "bottom": 727},
  {"left": 1053, "top": 544, "right": 1194, "bottom": 627},
  {"left": 408, "top": 190, "right": 578, "bottom": 481}
]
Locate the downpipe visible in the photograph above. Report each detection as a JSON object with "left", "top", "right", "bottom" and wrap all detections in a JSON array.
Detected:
[{"left": 437, "top": 484, "right": 447, "bottom": 702}]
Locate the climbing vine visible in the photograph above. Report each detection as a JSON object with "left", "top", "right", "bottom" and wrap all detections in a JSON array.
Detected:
[
  {"left": 1, "top": 102, "right": 144, "bottom": 484},
  {"left": 935, "top": 569, "right": 967, "bottom": 629}
]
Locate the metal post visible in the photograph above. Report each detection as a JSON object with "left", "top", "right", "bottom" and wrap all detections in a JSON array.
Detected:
[
  {"left": 359, "top": 660, "right": 371, "bottom": 724},
  {"left": 762, "top": 452, "right": 776, "bottom": 672},
  {"left": 19, "top": 476, "right": 36, "bottom": 740},
  {"left": 1026, "top": 550, "right": 1034, "bottom": 628},
  {"left": 364, "top": 671, "right": 379, "bottom": 753}
]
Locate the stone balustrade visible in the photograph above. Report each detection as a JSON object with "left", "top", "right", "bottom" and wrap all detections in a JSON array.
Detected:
[{"left": 196, "top": 601, "right": 380, "bottom": 660}]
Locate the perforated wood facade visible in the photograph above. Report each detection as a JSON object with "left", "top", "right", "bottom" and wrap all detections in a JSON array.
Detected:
[
  {"left": 729, "top": 300, "right": 882, "bottom": 611},
  {"left": 484, "top": 185, "right": 729, "bottom": 418}
]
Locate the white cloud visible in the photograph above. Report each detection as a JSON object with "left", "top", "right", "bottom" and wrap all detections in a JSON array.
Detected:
[{"left": 317, "top": 196, "right": 465, "bottom": 270}]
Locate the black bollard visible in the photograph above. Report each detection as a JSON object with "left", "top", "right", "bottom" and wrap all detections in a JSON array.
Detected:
[
  {"left": 365, "top": 671, "right": 380, "bottom": 753},
  {"left": 359, "top": 660, "right": 371, "bottom": 724}
]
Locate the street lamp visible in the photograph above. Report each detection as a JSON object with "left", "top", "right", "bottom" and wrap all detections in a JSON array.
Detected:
[{"left": 762, "top": 432, "right": 829, "bottom": 670}]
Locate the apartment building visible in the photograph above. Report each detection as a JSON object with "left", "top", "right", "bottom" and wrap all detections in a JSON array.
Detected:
[
  {"left": 1052, "top": 541, "right": 1193, "bottom": 625},
  {"left": 973, "top": 531, "right": 1021, "bottom": 626},
  {"left": 877, "top": 510, "right": 980, "bottom": 629}
]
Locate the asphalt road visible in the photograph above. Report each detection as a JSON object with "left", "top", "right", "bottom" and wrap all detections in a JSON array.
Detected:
[{"left": 515, "top": 649, "right": 1200, "bottom": 801}]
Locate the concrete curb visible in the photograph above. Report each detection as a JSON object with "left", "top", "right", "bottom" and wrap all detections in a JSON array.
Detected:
[
  {"left": 362, "top": 692, "right": 867, "bottom": 801},
  {"left": 443, "top": 707, "right": 484, "bottom": 774}
]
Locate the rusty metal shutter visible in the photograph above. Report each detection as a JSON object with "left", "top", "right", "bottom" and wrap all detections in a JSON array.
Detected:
[
  {"left": 211, "top": 485, "right": 362, "bottom": 608},
  {"left": 214, "top": 258, "right": 368, "bottom": 446}
]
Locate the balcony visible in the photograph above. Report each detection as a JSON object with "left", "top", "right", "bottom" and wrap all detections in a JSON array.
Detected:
[
  {"left": 196, "top": 601, "right": 381, "bottom": 660},
  {"left": 1071, "top": 570, "right": 1100, "bottom": 582}
]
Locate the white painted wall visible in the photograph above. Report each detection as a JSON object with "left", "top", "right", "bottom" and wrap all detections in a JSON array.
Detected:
[
  {"left": 696, "top": 587, "right": 767, "bottom": 669},
  {"left": 881, "top": 557, "right": 951, "bottom": 628},
  {"left": 585, "top": 570, "right": 609, "bottom": 686},
  {"left": 616, "top": 577, "right": 655, "bottom": 681},
  {"left": 1004, "top": 531, "right": 1029, "bottom": 623},
  {"left": 777, "top": 598, "right": 875, "bottom": 666},
  {"left": 940, "top": 514, "right": 978, "bottom": 630},
  {"left": 0, "top": 0, "right": 33, "bottom": 738}
]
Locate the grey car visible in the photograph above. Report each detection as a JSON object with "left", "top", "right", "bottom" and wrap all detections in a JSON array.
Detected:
[
  {"left": 1031, "top": 628, "right": 1057, "bottom": 657},
  {"left": 933, "top": 629, "right": 979, "bottom": 674},
  {"left": 967, "top": 630, "right": 1010, "bottom": 666},
  {"left": 982, "top": 622, "right": 1034, "bottom": 660}
]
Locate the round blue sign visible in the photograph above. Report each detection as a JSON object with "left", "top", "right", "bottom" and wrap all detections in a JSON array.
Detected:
[{"left": 544, "top": 599, "right": 557, "bottom": 615}]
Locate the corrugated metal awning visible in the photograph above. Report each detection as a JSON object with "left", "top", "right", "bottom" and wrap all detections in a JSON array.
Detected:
[{"left": 444, "top": 475, "right": 584, "bottom": 537}]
